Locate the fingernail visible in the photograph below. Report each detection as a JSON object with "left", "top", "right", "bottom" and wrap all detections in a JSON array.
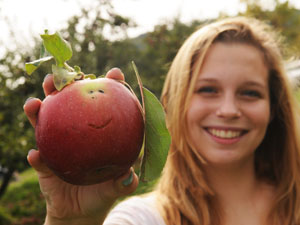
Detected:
[
  {"left": 43, "top": 74, "right": 51, "bottom": 82},
  {"left": 27, "top": 149, "right": 35, "bottom": 161},
  {"left": 108, "top": 67, "right": 121, "bottom": 73},
  {"left": 24, "top": 97, "right": 35, "bottom": 105},
  {"left": 27, "top": 149, "right": 35, "bottom": 157},
  {"left": 122, "top": 171, "right": 133, "bottom": 186}
]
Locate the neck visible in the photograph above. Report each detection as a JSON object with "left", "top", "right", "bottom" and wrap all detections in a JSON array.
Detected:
[
  {"left": 203, "top": 157, "right": 275, "bottom": 225},
  {"left": 204, "top": 156, "right": 258, "bottom": 202}
]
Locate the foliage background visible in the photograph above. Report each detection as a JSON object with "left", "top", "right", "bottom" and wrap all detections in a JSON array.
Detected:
[{"left": 0, "top": 0, "right": 300, "bottom": 224}]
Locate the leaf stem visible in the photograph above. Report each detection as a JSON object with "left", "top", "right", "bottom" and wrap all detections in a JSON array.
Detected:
[
  {"left": 63, "top": 62, "right": 75, "bottom": 72},
  {"left": 131, "top": 61, "right": 145, "bottom": 116}
]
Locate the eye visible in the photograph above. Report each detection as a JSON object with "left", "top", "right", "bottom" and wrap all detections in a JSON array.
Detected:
[
  {"left": 241, "top": 90, "right": 262, "bottom": 98},
  {"left": 196, "top": 86, "right": 218, "bottom": 94}
]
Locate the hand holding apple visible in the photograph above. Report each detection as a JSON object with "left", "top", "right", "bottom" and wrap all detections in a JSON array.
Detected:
[
  {"left": 25, "top": 67, "right": 144, "bottom": 185},
  {"left": 24, "top": 69, "right": 139, "bottom": 225}
]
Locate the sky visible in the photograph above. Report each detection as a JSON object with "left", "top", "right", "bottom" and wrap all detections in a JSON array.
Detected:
[{"left": 0, "top": 0, "right": 299, "bottom": 55}]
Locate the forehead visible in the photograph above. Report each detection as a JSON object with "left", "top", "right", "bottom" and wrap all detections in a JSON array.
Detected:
[{"left": 195, "top": 42, "right": 269, "bottom": 84}]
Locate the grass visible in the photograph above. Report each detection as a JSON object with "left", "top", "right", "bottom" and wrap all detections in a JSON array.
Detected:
[
  {"left": 0, "top": 168, "right": 46, "bottom": 225},
  {"left": 7, "top": 168, "right": 38, "bottom": 190}
]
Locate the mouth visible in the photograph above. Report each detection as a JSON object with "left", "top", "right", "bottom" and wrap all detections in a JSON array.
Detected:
[
  {"left": 88, "top": 118, "right": 112, "bottom": 129},
  {"left": 206, "top": 127, "right": 248, "bottom": 139}
]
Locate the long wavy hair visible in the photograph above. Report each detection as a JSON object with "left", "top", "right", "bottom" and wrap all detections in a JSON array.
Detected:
[{"left": 155, "top": 17, "right": 300, "bottom": 225}]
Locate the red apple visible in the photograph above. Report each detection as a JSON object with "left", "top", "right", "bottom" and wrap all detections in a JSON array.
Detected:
[{"left": 35, "top": 77, "right": 144, "bottom": 185}]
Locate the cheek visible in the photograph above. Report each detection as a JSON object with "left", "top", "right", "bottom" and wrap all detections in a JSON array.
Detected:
[
  {"left": 186, "top": 98, "right": 210, "bottom": 125},
  {"left": 243, "top": 103, "right": 271, "bottom": 128}
]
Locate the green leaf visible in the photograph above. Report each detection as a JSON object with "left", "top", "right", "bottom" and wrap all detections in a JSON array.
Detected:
[
  {"left": 25, "top": 56, "right": 53, "bottom": 75},
  {"left": 52, "top": 65, "right": 78, "bottom": 91},
  {"left": 140, "top": 87, "right": 171, "bottom": 182},
  {"left": 40, "top": 31, "right": 72, "bottom": 67},
  {"left": 131, "top": 62, "right": 170, "bottom": 182}
]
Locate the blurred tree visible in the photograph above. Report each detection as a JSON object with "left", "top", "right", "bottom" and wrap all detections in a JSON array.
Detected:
[
  {"left": 58, "top": 2, "right": 141, "bottom": 93},
  {"left": 133, "top": 19, "right": 205, "bottom": 97},
  {"left": 238, "top": 0, "right": 300, "bottom": 58},
  {"left": 0, "top": 50, "right": 40, "bottom": 198}
]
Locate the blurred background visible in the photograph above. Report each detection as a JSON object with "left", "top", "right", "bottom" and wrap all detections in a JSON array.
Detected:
[{"left": 0, "top": 0, "right": 300, "bottom": 224}]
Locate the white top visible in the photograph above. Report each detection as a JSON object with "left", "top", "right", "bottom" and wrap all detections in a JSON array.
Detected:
[{"left": 103, "top": 194, "right": 166, "bottom": 225}]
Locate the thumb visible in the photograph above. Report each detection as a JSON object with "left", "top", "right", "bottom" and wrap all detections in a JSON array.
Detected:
[{"left": 27, "top": 149, "right": 53, "bottom": 178}]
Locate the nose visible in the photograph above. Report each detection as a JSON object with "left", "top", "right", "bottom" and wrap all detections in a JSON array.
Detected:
[{"left": 216, "top": 94, "right": 241, "bottom": 118}]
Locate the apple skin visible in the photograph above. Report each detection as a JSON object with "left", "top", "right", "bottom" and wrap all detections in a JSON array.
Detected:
[{"left": 35, "top": 77, "right": 144, "bottom": 185}]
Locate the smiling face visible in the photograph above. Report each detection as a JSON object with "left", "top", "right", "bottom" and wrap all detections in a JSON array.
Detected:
[{"left": 186, "top": 42, "right": 271, "bottom": 167}]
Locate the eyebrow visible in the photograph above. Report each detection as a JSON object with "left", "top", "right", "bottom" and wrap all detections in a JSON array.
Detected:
[
  {"left": 242, "top": 81, "right": 267, "bottom": 89},
  {"left": 196, "top": 78, "right": 267, "bottom": 89},
  {"left": 196, "top": 78, "right": 217, "bottom": 83}
]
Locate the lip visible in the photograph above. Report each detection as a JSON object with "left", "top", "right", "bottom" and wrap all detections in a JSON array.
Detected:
[{"left": 204, "top": 126, "right": 248, "bottom": 145}]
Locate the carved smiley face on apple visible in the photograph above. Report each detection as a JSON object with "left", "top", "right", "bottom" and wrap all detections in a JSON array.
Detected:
[{"left": 35, "top": 77, "right": 145, "bottom": 185}]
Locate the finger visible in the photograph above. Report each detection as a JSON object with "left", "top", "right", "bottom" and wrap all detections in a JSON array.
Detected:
[
  {"left": 23, "top": 97, "right": 42, "bottom": 128},
  {"left": 27, "top": 149, "right": 53, "bottom": 178},
  {"left": 43, "top": 74, "right": 56, "bottom": 96},
  {"left": 105, "top": 68, "right": 125, "bottom": 81}
]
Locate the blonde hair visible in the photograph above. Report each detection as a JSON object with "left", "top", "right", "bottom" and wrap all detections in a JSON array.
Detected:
[{"left": 155, "top": 17, "right": 300, "bottom": 225}]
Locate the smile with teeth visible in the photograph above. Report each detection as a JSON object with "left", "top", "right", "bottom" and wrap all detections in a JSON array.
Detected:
[{"left": 207, "top": 128, "right": 244, "bottom": 139}]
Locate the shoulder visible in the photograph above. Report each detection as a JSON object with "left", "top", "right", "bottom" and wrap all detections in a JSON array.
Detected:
[{"left": 103, "top": 193, "right": 166, "bottom": 225}]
